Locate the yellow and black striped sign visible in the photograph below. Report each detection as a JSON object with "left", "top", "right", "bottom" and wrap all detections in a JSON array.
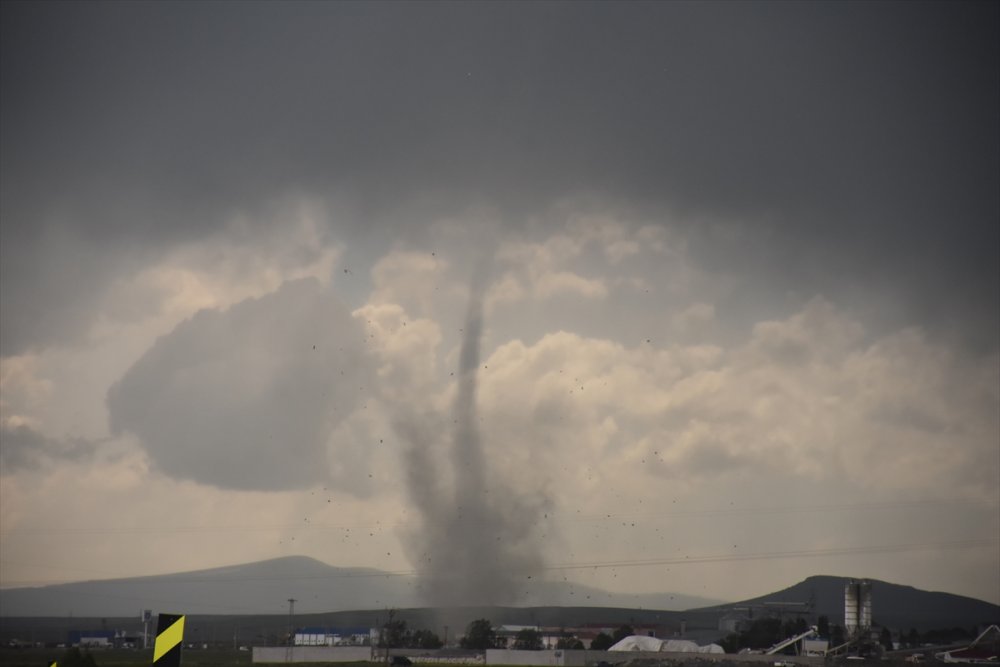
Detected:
[
  {"left": 153, "top": 613, "right": 185, "bottom": 667},
  {"left": 48, "top": 661, "right": 57, "bottom": 667}
]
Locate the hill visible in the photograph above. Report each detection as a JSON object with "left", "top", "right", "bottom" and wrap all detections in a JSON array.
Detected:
[
  {"left": 694, "top": 575, "right": 1000, "bottom": 631},
  {"left": 1, "top": 572, "right": 997, "bottom": 648},
  {"left": 0, "top": 556, "right": 722, "bottom": 617},
  {"left": 2, "top": 559, "right": 995, "bottom": 633}
]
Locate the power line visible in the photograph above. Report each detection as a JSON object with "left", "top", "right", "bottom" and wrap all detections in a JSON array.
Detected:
[{"left": 540, "top": 539, "right": 999, "bottom": 572}]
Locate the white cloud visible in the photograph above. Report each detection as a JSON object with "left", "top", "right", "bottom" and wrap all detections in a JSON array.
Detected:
[
  {"left": 353, "top": 302, "right": 444, "bottom": 398},
  {"left": 0, "top": 354, "right": 52, "bottom": 426},
  {"left": 368, "top": 250, "right": 454, "bottom": 318},
  {"left": 489, "top": 215, "right": 679, "bottom": 307},
  {"left": 470, "top": 299, "right": 997, "bottom": 507},
  {"left": 93, "top": 202, "right": 341, "bottom": 337},
  {"left": 535, "top": 271, "right": 608, "bottom": 300},
  {"left": 605, "top": 239, "right": 641, "bottom": 263},
  {"left": 671, "top": 302, "right": 716, "bottom": 339}
]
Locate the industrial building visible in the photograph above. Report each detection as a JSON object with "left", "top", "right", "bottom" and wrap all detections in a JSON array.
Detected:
[{"left": 293, "top": 626, "right": 374, "bottom": 646}]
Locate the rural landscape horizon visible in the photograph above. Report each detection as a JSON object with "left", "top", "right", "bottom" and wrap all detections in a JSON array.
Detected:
[
  {"left": 2, "top": 555, "right": 998, "bottom": 665},
  {"left": 3, "top": 554, "right": 998, "bottom": 618}
]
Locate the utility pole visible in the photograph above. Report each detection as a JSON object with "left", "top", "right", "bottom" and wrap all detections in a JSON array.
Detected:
[
  {"left": 286, "top": 598, "right": 297, "bottom": 663},
  {"left": 384, "top": 609, "right": 396, "bottom": 666}
]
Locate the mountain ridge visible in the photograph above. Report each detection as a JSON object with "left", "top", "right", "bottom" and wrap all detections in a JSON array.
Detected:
[
  {"left": 0, "top": 559, "right": 997, "bottom": 647},
  {"left": 2, "top": 557, "right": 996, "bottom": 631},
  {"left": 0, "top": 555, "right": 724, "bottom": 616}
]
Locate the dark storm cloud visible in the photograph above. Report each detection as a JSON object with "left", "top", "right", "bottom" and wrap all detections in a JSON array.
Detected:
[
  {"left": 106, "top": 278, "right": 375, "bottom": 492},
  {"left": 2, "top": 1, "right": 997, "bottom": 353}
]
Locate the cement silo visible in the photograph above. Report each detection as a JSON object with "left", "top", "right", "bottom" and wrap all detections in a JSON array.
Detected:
[{"left": 844, "top": 580, "right": 872, "bottom": 640}]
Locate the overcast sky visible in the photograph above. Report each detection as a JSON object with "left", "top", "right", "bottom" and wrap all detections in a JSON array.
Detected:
[{"left": 1, "top": 1, "right": 998, "bottom": 612}]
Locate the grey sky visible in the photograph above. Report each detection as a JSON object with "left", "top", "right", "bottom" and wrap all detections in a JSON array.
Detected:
[
  {"left": 3, "top": 1, "right": 997, "bottom": 353},
  {"left": 1, "top": 1, "right": 997, "bottom": 609}
]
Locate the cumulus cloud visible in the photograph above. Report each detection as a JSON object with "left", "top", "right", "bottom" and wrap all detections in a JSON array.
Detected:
[
  {"left": 0, "top": 354, "right": 52, "bottom": 419},
  {"left": 368, "top": 251, "right": 453, "bottom": 318},
  {"left": 107, "top": 278, "right": 376, "bottom": 492},
  {"left": 671, "top": 302, "right": 716, "bottom": 338},
  {"left": 0, "top": 418, "right": 99, "bottom": 473},
  {"left": 353, "top": 302, "right": 443, "bottom": 398},
  {"left": 487, "top": 214, "right": 685, "bottom": 309},
  {"left": 91, "top": 201, "right": 343, "bottom": 337},
  {"left": 535, "top": 271, "right": 608, "bottom": 300},
  {"left": 472, "top": 298, "right": 998, "bottom": 504}
]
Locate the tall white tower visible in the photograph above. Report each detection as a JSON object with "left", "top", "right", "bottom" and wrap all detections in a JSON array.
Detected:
[{"left": 844, "top": 580, "right": 872, "bottom": 640}]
